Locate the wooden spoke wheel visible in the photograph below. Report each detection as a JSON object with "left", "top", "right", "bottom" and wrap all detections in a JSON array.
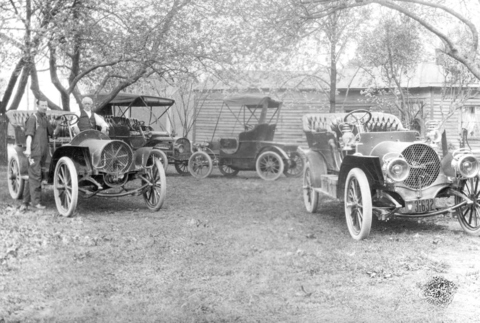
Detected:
[
  {"left": 219, "top": 164, "right": 240, "bottom": 177},
  {"left": 151, "top": 149, "right": 169, "bottom": 173},
  {"left": 53, "top": 157, "right": 79, "bottom": 217},
  {"left": 188, "top": 151, "right": 213, "bottom": 179},
  {"left": 174, "top": 161, "right": 190, "bottom": 175},
  {"left": 344, "top": 168, "right": 372, "bottom": 240},
  {"left": 7, "top": 154, "right": 25, "bottom": 200},
  {"left": 303, "top": 162, "right": 319, "bottom": 213},
  {"left": 455, "top": 176, "right": 480, "bottom": 236},
  {"left": 142, "top": 157, "right": 167, "bottom": 211},
  {"left": 256, "top": 151, "right": 284, "bottom": 181},
  {"left": 284, "top": 150, "right": 305, "bottom": 178}
]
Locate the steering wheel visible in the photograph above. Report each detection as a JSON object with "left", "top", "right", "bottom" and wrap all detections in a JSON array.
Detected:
[
  {"left": 56, "top": 113, "right": 79, "bottom": 127},
  {"left": 344, "top": 109, "right": 372, "bottom": 125}
]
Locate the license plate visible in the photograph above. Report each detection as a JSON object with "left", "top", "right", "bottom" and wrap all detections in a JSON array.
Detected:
[{"left": 401, "top": 199, "right": 435, "bottom": 214}]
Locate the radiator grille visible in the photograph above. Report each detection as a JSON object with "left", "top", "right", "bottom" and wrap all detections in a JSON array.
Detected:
[
  {"left": 100, "top": 141, "right": 133, "bottom": 173},
  {"left": 402, "top": 144, "right": 440, "bottom": 189}
]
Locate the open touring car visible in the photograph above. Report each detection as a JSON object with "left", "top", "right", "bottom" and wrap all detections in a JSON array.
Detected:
[
  {"left": 302, "top": 109, "right": 480, "bottom": 240},
  {"left": 186, "top": 94, "right": 305, "bottom": 180},
  {"left": 6, "top": 109, "right": 166, "bottom": 216}
]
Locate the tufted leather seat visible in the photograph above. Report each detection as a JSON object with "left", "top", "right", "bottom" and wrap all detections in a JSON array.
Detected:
[
  {"left": 303, "top": 112, "right": 405, "bottom": 135},
  {"left": 365, "top": 113, "right": 406, "bottom": 131},
  {"left": 6, "top": 110, "right": 78, "bottom": 145}
]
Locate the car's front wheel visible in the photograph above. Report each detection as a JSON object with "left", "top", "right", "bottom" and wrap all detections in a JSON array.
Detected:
[
  {"left": 256, "top": 151, "right": 284, "bottom": 181},
  {"left": 53, "top": 157, "right": 79, "bottom": 217},
  {"left": 344, "top": 168, "right": 372, "bottom": 240},
  {"left": 455, "top": 176, "right": 480, "bottom": 236}
]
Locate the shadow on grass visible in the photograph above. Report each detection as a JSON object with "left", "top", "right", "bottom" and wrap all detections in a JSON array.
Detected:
[{"left": 314, "top": 198, "right": 461, "bottom": 239}]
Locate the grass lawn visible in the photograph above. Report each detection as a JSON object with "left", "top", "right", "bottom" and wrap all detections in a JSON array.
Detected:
[{"left": 1, "top": 166, "right": 480, "bottom": 322}]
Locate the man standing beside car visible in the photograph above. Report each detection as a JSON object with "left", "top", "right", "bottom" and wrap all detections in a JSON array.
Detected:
[
  {"left": 72, "top": 96, "right": 109, "bottom": 135},
  {"left": 20, "top": 99, "right": 55, "bottom": 211}
]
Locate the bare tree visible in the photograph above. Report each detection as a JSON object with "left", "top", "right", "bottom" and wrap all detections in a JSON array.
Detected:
[{"left": 297, "top": 0, "right": 480, "bottom": 81}]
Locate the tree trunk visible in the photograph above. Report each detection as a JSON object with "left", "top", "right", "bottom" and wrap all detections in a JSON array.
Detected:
[
  {"left": 0, "top": 59, "right": 26, "bottom": 113},
  {"left": 49, "top": 43, "right": 71, "bottom": 111},
  {"left": 30, "top": 65, "right": 62, "bottom": 110},
  {"left": 8, "top": 63, "right": 31, "bottom": 111},
  {"left": 329, "top": 53, "right": 337, "bottom": 113},
  {"left": 329, "top": 14, "right": 337, "bottom": 113},
  {"left": 0, "top": 114, "right": 8, "bottom": 166}
]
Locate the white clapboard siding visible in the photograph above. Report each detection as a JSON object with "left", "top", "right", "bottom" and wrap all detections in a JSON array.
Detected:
[{"left": 193, "top": 93, "right": 329, "bottom": 147}]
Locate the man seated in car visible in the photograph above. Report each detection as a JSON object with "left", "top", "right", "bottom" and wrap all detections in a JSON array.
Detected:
[{"left": 72, "top": 96, "right": 109, "bottom": 135}]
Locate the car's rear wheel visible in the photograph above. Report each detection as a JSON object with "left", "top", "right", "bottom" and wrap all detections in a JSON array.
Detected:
[
  {"left": 142, "top": 157, "right": 166, "bottom": 211},
  {"left": 8, "top": 153, "right": 25, "bottom": 200},
  {"left": 188, "top": 151, "right": 213, "bottom": 179},
  {"left": 151, "top": 149, "right": 169, "bottom": 172},
  {"left": 219, "top": 164, "right": 239, "bottom": 177},
  {"left": 344, "top": 168, "right": 372, "bottom": 240},
  {"left": 303, "top": 162, "right": 319, "bottom": 213},
  {"left": 174, "top": 161, "right": 190, "bottom": 175},
  {"left": 256, "top": 151, "right": 284, "bottom": 181},
  {"left": 455, "top": 176, "right": 480, "bottom": 236},
  {"left": 54, "top": 157, "right": 79, "bottom": 217},
  {"left": 284, "top": 150, "right": 305, "bottom": 178}
]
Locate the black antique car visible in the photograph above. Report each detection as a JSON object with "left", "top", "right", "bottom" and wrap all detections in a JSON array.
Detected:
[
  {"left": 94, "top": 93, "right": 191, "bottom": 174},
  {"left": 187, "top": 94, "right": 304, "bottom": 180},
  {"left": 6, "top": 109, "right": 167, "bottom": 216},
  {"left": 302, "top": 110, "right": 480, "bottom": 240}
]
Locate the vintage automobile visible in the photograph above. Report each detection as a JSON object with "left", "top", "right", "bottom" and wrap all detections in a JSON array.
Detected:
[
  {"left": 302, "top": 110, "right": 480, "bottom": 240},
  {"left": 6, "top": 109, "right": 167, "bottom": 217},
  {"left": 187, "top": 94, "right": 305, "bottom": 180},
  {"left": 94, "top": 93, "right": 191, "bottom": 174}
]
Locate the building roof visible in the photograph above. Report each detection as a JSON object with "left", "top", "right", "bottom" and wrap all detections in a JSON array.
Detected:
[
  {"left": 223, "top": 94, "right": 282, "bottom": 108},
  {"left": 199, "top": 62, "right": 478, "bottom": 91}
]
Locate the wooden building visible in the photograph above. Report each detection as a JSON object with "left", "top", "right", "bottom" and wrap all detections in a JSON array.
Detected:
[{"left": 193, "top": 63, "right": 480, "bottom": 151}]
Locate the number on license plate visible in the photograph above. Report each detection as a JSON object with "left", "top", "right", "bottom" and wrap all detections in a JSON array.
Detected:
[{"left": 403, "top": 199, "right": 434, "bottom": 213}]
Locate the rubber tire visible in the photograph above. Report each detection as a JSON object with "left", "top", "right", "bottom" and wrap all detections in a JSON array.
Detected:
[
  {"left": 455, "top": 176, "right": 480, "bottom": 236},
  {"left": 344, "top": 168, "right": 372, "bottom": 240},
  {"left": 54, "top": 157, "right": 79, "bottom": 217},
  {"left": 303, "top": 162, "right": 319, "bottom": 213},
  {"left": 7, "top": 153, "right": 25, "bottom": 200},
  {"left": 143, "top": 158, "right": 167, "bottom": 211},
  {"left": 219, "top": 164, "right": 240, "bottom": 177},
  {"left": 256, "top": 151, "right": 284, "bottom": 181},
  {"left": 284, "top": 150, "right": 305, "bottom": 178},
  {"left": 188, "top": 151, "right": 213, "bottom": 179}
]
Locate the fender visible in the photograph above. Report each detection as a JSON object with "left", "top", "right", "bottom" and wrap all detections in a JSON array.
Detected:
[
  {"left": 257, "top": 145, "right": 289, "bottom": 161},
  {"left": 304, "top": 149, "right": 328, "bottom": 188},
  {"left": 48, "top": 145, "right": 93, "bottom": 183},
  {"left": 337, "top": 155, "right": 384, "bottom": 200},
  {"left": 133, "top": 147, "right": 157, "bottom": 168}
]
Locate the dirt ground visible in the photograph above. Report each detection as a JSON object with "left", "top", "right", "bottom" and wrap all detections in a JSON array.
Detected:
[{"left": 1, "top": 165, "right": 480, "bottom": 323}]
